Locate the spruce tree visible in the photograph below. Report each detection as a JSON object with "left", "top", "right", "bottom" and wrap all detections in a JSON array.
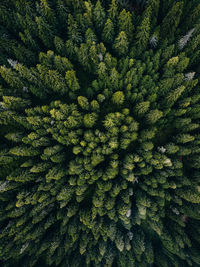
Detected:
[{"left": 0, "top": 1, "right": 200, "bottom": 267}]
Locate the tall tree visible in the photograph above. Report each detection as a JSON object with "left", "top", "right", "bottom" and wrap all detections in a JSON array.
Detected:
[{"left": 113, "top": 31, "right": 129, "bottom": 56}]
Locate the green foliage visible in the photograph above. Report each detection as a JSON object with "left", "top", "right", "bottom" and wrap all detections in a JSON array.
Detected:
[
  {"left": 102, "top": 18, "right": 115, "bottom": 44},
  {"left": 77, "top": 96, "right": 89, "bottom": 110},
  {"left": 113, "top": 31, "right": 129, "bottom": 56},
  {"left": 93, "top": 0, "right": 106, "bottom": 31},
  {"left": 0, "top": 1, "right": 200, "bottom": 267},
  {"left": 135, "top": 10, "right": 151, "bottom": 53},
  {"left": 135, "top": 101, "right": 150, "bottom": 116},
  {"left": 65, "top": 70, "right": 80, "bottom": 92},
  {"left": 118, "top": 9, "right": 134, "bottom": 40},
  {"left": 146, "top": 109, "right": 163, "bottom": 124},
  {"left": 165, "top": 85, "right": 185, "bottom": 107},
  {"left": 161, "top": 1, "right": 184, "bottom": 41},
  {"left": 112, "top": 91, "right": 125, "bottom": 105},
  {"left": 83, "top": 112, "right": 98, "bottom": 128}
]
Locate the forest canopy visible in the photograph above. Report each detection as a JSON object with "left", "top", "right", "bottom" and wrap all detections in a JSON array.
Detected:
[{"left": 0, "top": 0, "right": 200, "bottom": 266}]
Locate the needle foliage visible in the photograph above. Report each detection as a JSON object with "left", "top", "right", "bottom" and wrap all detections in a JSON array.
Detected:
[{"left": 0, "top": 0, "right": 200, "bottom": 266}]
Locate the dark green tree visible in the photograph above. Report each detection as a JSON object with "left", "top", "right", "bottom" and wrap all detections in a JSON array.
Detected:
[{"left": 0, "top": 1, "right": 200, "bottom": 267}]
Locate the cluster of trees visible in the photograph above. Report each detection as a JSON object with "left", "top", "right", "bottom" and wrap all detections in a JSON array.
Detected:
[{"left": 0, "top": 0, "right": 200, "bottom": 266}]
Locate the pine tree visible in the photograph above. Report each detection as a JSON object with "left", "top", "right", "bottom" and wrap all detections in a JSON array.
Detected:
[
  {"left": 113, "top": 31, "right": 129, "bottom": 56},
  {"left": 35, "top": 16, "right": 54, "bottom": 49},
  {"left": 65, "top": 70, "right": 80, "bottom": 92},
  {"left": 0, "top": 1, "right": 200, "bottom": 267},
  {"left": 93, "top": 0, "right": 106, "bottom": 32},
  {"left": 83, "top": 113, "right": 98, "bottom": 128},
  {"left": 67, "top": 14, "right": 82, "bottom": 44},
  {"left": 112, "top": 91, "right": 125, "bottom": 105},
  {"left": 102, "top": 18, "right": 115, "bottom": 44},
  {"left": 135, "top": 7, "right": 151, "bottom": 53},
  {"left": 135, "top": 101, "right": 150, "bottom": 116},
  {"left": 85, "top": 28, "right": 97, "bottom": 44},
  {"left": 108, "top": 0, "right": 118, "bottom": 21},
  {"left": 118, "top": 9, "right": 134, "bottom": 41},
  {"left": 146, "top": 109, "right": 163, "bottom": 124},
  {"left": 165, "top": 86, "right": 185, "bottom": 107},
  {"left": 160, "top": 1, "right": 184, "bottom": 42},
  {"left": 178, "top": 28, "right": 195, "bottom": 50}
]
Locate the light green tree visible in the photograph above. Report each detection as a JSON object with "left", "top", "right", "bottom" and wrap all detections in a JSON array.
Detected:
[{"left": 113, "top": 31, "right": 129, "bottom": 56}]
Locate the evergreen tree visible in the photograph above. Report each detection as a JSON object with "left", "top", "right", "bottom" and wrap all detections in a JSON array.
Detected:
[
  {"left": 108, "top": 0, "right": 118, "bottom": 21},
  {"left": 118, "top": 9, "right": 134, "bottom": 41},
  {"left": 93, "top": 0, "right": 106, "bottom": 32},
  {"left": 113, "top": 31, "right": 129, "bottom": 56},
  {"left": 0, "top": 1, "right": 200, "bottom": 267},
  {"left": 160, "top": 1, "right": 184, "bottom": 42},
  {"left": 67, "top": 14, "right": 82, "bottom": 44},
  {"left": 102, "top": 18, "right": 115, "bottom": 44},
  {"left": 135, "top": 8, "right": 151, "bottom": 53},
  {"left": 112, "top": 91, "right": 125, "bottom": 105}
]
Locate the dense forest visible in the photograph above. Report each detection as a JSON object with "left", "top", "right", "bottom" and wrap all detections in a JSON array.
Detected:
[{"left": 0, "top": 0, "right": 200, "bottom": 266}]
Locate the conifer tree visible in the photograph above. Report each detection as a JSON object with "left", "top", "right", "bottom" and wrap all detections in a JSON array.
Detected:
[
  {"left": 118, "top": 9, "right": 134, "bottom": 41},
  {"left": 0, "top": 1, "right": 200, "bottom": 267},
  {"left": 160, "top": 1, "right": 184, "bottom": 42},
  {"left": 136, "top": 10, "right": 151, "bottom": 50},
  {"left": 108, "top": 0, "right": 118, "bottom": 21},
  {"left": 113, "top": 31, "right": 129, "bottom": 56},
  {"left": 93, "top": 0, "right": 106, "bottom": 32},
  {"left": 102, "top": 18, "right": 115, "bottom": 44}
]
